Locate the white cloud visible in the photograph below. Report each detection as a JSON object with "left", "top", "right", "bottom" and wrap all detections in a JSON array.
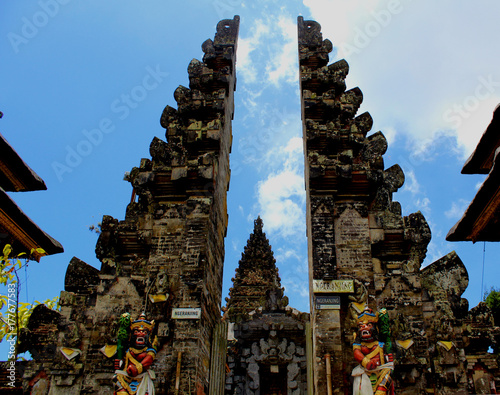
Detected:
[
  {"left": 303, "top": 0, "right": 387, "bottom": 54},
  {"left": 422, "top": 239, "right": 448, "bottom": 269},
  {"left": 283, "top": 275, "right": 309, "bottom": 299},
  {"left": 275, "top": 247, "right": 302, "bottom": 265},
  {"left": 415, "top": 197, "right": 431, "bottom": 217},
  {"left": 237, "top": 108, "right": 302, "bottom": 170},
  {"left": 237, "top": 38, "right": 257, "bottom": 83},
  {"left": 303, "top": 1, "right": 500, "bottom": 160},
  {"left": 255, "top": 137, "right": 306, "bottom": 238},
  {"left": 237, "top": 11, "right": 300, "bottom": 89},
  {"left": 402, "top": 169, "right": 419, "bottom": 195},
  {"left": 382, "top": 126, "right": 397, "bottom": 146},
  {"left": 264, "top": 135, "right": 303, "bottom": 170},
  {"left": 454, "top": 98, "right": 500, "bottom": 158},
  {"left": 284, "top": 136, "right": 303, "bottom": 153},
  {"left": 266, "top": 15, "right": 298, "bottom": 87},
  {"left": 237, "top": 19, "right": 270, "bottom": 84},
  {"left": 281, "top": 256, "right": 311, "bottom": 305},
  {"left": 445, "top": 199, "right": 469, "bottom": 220},
  {"left": 257, "top": 169, "right": 305, "bottom": 237},
  {"left": 240, "top": 86, "right": 263, "bottom": 115}
]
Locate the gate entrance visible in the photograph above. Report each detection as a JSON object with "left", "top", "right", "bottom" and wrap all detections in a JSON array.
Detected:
[{"left": 260, "top": 366, "right": 287, "bottom": 395}]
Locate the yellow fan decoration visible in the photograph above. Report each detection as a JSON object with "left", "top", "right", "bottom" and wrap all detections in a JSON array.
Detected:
[
  {"left": 60, "top": 347, "right": 81, "bottom": 360},
  {"left": 100, "top": 344, "right": 117, "bottom": 358}
]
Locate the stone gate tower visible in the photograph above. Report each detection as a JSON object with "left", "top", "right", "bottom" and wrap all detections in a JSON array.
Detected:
[
  {"left": 21, "top": 16, "right": 239, "bottom": 394},
  {"left": 298, "top": 17, "right": 473, "bottom": 394}
]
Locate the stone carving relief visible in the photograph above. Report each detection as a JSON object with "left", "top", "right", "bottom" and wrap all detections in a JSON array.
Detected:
[{"left": 242, "top": 331, "right": 305, "bottom": 395}]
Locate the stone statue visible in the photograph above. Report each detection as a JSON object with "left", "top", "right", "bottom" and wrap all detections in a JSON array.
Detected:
[
  {"left": 352, "top": 308, "right": 394, "bottom": 395},
  {"left": 114, "top": 313, "right": 158, "bottom": 395}
]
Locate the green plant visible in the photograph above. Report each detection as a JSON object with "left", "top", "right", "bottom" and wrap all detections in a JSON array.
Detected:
[
  {"left": 484, "top": 287, "right": 500, "bottom": 326},
  {"left": 0, "top": 244, "right": 59, "bottom": 360}
]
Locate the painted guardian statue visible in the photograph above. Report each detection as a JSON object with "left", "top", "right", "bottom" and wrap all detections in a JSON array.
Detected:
[
  {"left": 352, "top": 308, "right": 394, "bottom": 395},
  {"left": 114, "top": 313, "right": 158, "bottom": 395}
]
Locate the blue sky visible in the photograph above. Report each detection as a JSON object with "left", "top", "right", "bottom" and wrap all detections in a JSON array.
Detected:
[{"left": 1, "top": 0, "right": 500, "bottom": 329}]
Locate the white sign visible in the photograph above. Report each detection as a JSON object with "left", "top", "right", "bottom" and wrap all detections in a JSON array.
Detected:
[
  {"left": 315, "top": 295, "right": 341, "bottom": 309},
  {"left": 313, "top": 279, "right": 354, "bottom": 293},
  {"left": 171, "top": 308, "right": 202, "bottom": 319}
]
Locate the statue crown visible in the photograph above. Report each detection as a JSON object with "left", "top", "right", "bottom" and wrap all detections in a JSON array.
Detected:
[
  {"left": 130, "top": 313, "right": 155, "bottom": 332},
  {"left": 357, "top": 307, "right": 378, "bottom": 324}
]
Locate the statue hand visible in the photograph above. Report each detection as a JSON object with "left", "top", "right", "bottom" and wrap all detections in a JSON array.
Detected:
[
  {"left": 127, "top": 364, "right": 139, "bottom": 377},
  {"left": 366, "top": 355, "right": 380, "bottom": 370},
  {"left": 114, "top": 359, "right": 122, "bottom": 370},
  {"left": 385, "top": 353, "right": 394, "bottom": 363}
]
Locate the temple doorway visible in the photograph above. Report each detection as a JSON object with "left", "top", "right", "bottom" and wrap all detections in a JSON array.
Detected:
[{"left": 260, "top": 365, "right": 287, "bottom": 395}]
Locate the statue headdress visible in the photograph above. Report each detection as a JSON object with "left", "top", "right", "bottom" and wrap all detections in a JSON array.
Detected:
[
  {"left": 130, "top": 313, "right": 155, "bottom": 332},
  {"left": 357, "top": 307, "right": 378, "bottom": 324}
]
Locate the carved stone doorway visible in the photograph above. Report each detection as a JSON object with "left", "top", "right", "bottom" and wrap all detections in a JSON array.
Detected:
[{"left": 260, "top": 365, "right": 287, "bottom": 395}]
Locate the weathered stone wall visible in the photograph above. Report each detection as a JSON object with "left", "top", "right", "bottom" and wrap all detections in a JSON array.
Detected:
[
  {"left": 21, "top": 16, "right": 239, "bottom": 395},
  {"left": 298, "top": 17, "right": 478, "bottom": 394}
]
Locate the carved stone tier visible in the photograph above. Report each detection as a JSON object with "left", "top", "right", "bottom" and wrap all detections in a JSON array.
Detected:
[
  {"left": 298, "top": 17, "right": 474, "bottom": 394},
  {"left": 21, "top": 16, "right": 239, "bottom": 395},
  {"left": 225, "top": 217, "right": 284, "bottom": 323}
]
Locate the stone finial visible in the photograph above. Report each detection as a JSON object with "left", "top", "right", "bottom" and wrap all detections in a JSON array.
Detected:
[
  {"left": 264, "top": 287, "right": 288, "bottom": 312},
  {"left": 297, "top": 16, "right": 324, "bottom": 46},
  {"left": 297, "top": 16, "right": 333, "bottom": 68},
  {"left": 214, "top": 16, "right": 240, "bottom": 46},
  {"left": 254, "top": 216, "right": 263, "bottom": 234}
]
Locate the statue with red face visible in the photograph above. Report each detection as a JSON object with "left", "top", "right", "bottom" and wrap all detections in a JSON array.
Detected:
[
  {"left": 114, "top": 313, "right": 158, "bottom": 395},
  {"left": 352, "top": 308, "right": 394, "bottom": 395}
]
